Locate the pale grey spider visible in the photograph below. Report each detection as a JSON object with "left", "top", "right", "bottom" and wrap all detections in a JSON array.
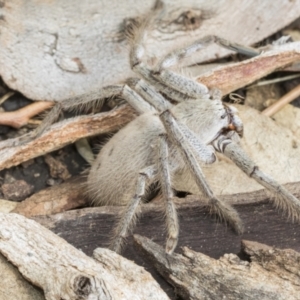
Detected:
[
  {"left": 12, "top": 3, "right": 300, "bottom": 254},
  {"left": 86, "top": 10, "right": 300, "bottom": 253}
]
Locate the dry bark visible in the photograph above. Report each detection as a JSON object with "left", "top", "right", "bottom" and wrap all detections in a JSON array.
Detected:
[
  {"left": 11, "top": 176, "right": 89, "bottom": 217},
  {"left": 134, "top": 235, "right": 300, "bottom": 300},
  {"left": 1, "top": 0, "right": 299, "bottom": 101},
  {"left": 2, "top": 186, "right": 300, "bottom": 299},
  {"left": 22, "top": 182, "right": 300, "bottom": 298},
  {"left": 0, "top": 213, "right": 169, "bottom": 300},
  {"left": 0, "top": 105, "right": 135, "bottom": 170},
  {"left": 0, "top": 253, "right": 44, "bottom": 300},
  {"left": 196, "top": 42, "right": 300, "bottom": 95}
]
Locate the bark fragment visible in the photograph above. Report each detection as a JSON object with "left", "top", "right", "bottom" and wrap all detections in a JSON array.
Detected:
[
  {"left": 11, "top": 176, "right": 89, "bottom": 217},
  {"left": 0, "top": 105, "right": 136, "bottom": 170},
  {"left": 0, "top": 213, "right": 169, "bottom": 300},
  {"left": 134, "top": 235, "right": 300, "bottom": 300}
]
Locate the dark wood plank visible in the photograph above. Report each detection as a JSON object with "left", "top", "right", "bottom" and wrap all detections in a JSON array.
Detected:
[{"left": 33, "top": 182, "right": 300, "bottom": 299}]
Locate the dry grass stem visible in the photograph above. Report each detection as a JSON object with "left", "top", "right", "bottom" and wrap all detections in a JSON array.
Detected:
[{"left": 262, "top": 84, "right": 300, "bottom": 117}]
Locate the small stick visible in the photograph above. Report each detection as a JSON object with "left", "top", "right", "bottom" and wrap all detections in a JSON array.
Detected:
[
  {"left": 262, "top": 84, "right": 300, "bottom": 117},
  {"left": 0, "top": 91, "right": 15, "bottom": 105},
  {"left": 0, "top": 101, "right": 54, "bottom": 128}
]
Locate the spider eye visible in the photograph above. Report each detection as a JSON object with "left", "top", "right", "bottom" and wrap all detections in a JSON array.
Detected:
[{"left": 221, "top": 113, "right": 227, "bottom": 119}]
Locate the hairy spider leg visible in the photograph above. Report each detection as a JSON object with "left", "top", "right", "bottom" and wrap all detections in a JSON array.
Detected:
[
  {"left": 214, "top": 133, "right": 300, "bottom": 222},
  {"left": 110, "top": 165, "right": 157, "bottom": 253}
]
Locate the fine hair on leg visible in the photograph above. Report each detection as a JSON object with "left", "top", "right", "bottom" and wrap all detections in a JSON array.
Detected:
[
  {"left": 160, "top": 109, "right": 244, "bottom": 234},
  {"left": 157, "top": 134, "right": 179, "bottom": 254},
  {"left": 109, "top": 165, "right": 157, "bottom": 253},
  {"left": 214, "top": 135, "right": 300, "bottom": 222}
]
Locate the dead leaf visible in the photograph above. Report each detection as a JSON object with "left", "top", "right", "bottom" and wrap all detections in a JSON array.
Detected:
[{"left": 1, "top": 0, "right": 300, "bottom": 101}]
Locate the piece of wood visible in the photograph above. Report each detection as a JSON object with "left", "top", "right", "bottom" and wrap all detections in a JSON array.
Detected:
[
  {"left": 262, "top": 83, "right": 300, "bottom": 117},
  {"left": 0, "top": 213, "right": 169, "bottom": 300},
  {"left": 12, "top": 177, "right": 89, "bottom": 217},
  {"left": 133, "top": 236, "right": 300, "bottom": 300},
  {"left": 0, "top": 105, "right": 136, "bottom": 170},
  {"left": 0, "top": 253, "right": 44, "bottom": 300},
  {"left": 196, "top": 42, "right": 300, "bottom": 95},
  {"left": 32, "top": 182, "right": 300, "bottom": 298},
  {"left": 1, "top": 0, "right": 299, "bottom": 101}
]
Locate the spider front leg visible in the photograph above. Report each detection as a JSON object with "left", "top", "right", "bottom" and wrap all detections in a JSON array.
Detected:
[
  {"left": 160, "top": 110, "right": 244, "bottom": 234},
  {"left": 214, "top": 133, "right": 300, "bottom": 221},
  {"left": 156, "top": 35, "right": 260, "bottom": 72},
  {"left": 150, "top": 35, "right": 261, "bottom": 99}
]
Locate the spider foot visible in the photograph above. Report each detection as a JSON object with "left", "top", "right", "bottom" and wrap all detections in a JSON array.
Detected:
[
  {"left": 165, "top": 234, "right": 178, "bottom": 255},
  {"left": 209, "top": 198, "right": 244, "bottom": 234},
  {"left": 109, "top": 235, "right": 127, "bottom": 254}
]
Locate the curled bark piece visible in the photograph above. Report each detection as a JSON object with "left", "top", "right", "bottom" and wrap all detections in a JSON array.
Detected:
[
  {"left": 134, "top": 235, "right": 300, "bottom": 300},
  {"left": 0, "top": 213, "right": 169, "bottom": 300}
]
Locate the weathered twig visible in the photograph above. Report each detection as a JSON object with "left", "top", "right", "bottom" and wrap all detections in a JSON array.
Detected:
[
  {"left": 197, "top": 42, "right": 300, "bottom": 95},
  {"left": 262, "top": 83, "right": 300, "bottom": 116},
  {"left": 0, "top": 105, "right": 135, "bottom": 170},
  {"left": 134, "top": 235, "right": 300, "bottom": 300},
  {"left": 11, "top": 176, "right": 88, "bottom": 217},
  {"left": 0, "top": 213, "right": 169, "bottom": 300}
]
